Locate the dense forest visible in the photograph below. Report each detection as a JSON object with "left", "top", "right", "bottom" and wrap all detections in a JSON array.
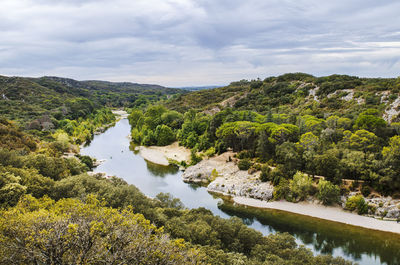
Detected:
[
  {"left": 0, "top": 75, "right": 183, "bottom": 130},
  {"left": 0, "top": 74, "right": 354, "bottom": 264},
  {"left": 130, "top": 73, "right": 400, "bottom": 212}
]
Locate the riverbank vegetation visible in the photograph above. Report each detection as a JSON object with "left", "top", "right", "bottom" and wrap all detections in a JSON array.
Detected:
[
  {"left": 0, "top": 118, "right": 352, "bottom": 264},
  {"left": 130, "top": 73, "right": 400, "bottom": 211},
  {"left": 0, "top": 74, "right": 354, "bottom": 264}
]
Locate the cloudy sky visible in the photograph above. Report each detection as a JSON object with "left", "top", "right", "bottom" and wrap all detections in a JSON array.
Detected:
[{"left": 1, "top": 0, "right": 399, "bottom": 86}]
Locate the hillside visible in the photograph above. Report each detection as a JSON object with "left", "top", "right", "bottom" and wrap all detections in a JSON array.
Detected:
[
  {"left": 0, "top": 75, "right": 184, "bottom": 128},
  {"left": 166, "top": 73, "right": 400, "bottom": 123},
  {"left": 45, "top": 76, "right": 184, "bottom": 106},
  {"left": 132, "top": 73, "right": 400, "bottom": 203}
]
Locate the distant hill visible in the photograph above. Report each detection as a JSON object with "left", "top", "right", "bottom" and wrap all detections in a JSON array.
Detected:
[
  {"left": 41, "top": 76, "right": 184, "bottom": 106},
  {"left": 0, "top": 75, "right": 184, "bottom": 126},
  {"left": 176, "top": 85, "right": 224, "bottom": 91},
  {"left": 166, "top": 73, "right": 400, "bottom": 123}
]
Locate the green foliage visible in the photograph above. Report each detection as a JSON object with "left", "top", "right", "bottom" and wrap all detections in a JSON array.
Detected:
[
  {"left": 317, "top": 179, "right": 341, "bottom": 205},
  {"left": 190, "top": 149, "right": 202, "bottom": 165},
  {"left": 238, "top": 158, "right": 252, "bottom": 170},
  {"left": 0, "top": 195, "right": 202, "bottom": 264},
  {"left": 75, "top": 154, "right": 94, "bottom": 170},
  {"left": 204, "top": 147, "right": 216, "bottom": 157},
  {"left": 289, "top": 172, "right": 314, "bottom": 201},
  {"left": 260, "top": 165, "right": 271, "bottom": 182},
  {"left": 0, "top": 172, "right": 26, "bottom": 208},
  {"left": 275, "top": 142, "right": 301, "bottom": 176},
  {"left": 273, "top": 179, "right": 290, "bottom": 200},
  {"left": 354, "top": 109, "right": 387, "bottom": 134},
  {"left": 0, "top": 118, "right": 37, "bottom": 151},
  {"left": 0, "top": 166, "right": 54, "bottom": 199},
  {"left": 345, "top": 195, "right": 368, "bottom": 215},
  {"left": 298, "top": 132, "right": 319, "bottom": 151},
  {"left": 314, "top": 149, "right": 341, "bottom": 183},
  {"left": 161, "top": 110, "right": 184, "bottom": 129},
  {"left": 154, "top": 125, "right": 175, "bottom": 146},
  {"left": 361, "top": 185, "right": 371, "bottom": 197},
  {"left": 156, "top": 192, "right": 185, "bottom": 210}
]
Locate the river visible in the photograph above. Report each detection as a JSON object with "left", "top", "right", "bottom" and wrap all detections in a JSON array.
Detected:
[{"left": 81, "top": 118, "right": 400, "bottom": 265}]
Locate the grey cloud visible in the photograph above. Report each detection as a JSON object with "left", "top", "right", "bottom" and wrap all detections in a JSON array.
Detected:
[{"left": 0, "top": 0, "right": 399, "bottom": 86}]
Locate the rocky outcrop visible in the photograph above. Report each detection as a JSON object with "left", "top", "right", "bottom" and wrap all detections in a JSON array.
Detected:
[
  {"left": 182, "top": 152, "right": 237, "bottom": 183},
  {"left": 342, "top": 192, "right": 400, "bottom": 220},
  {"left": 182, "top": 152, "right": 274, "bottom": 201},
  {"left": 383, "top": 95, "right": 400, "bottom": 122},
  {"left": 366, "top": 196, "right": 400, "bottom": 220},
  {"left": 208, "top": 174, "right": 274, "bottom": 201}
]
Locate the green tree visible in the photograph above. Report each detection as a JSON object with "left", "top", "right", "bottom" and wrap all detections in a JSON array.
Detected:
[
  {"left": 128, "top": 109, "right": 143, "bottom": 128},
  {"left": 289, "top": 171, "right": 313, "bottom": 201},
  {"left": 348, "top": 129, "right": 378, "bottom": 152},
  {"left": 354, "top": 109, "right": 386, "bottom": 135},
  {"left": 0, "top": 172, "right": 26, "bottom": 208},
  {"left": 161, "top": 110, "right": 184, "bottom": 129},
  {"left": 317, "top": 179, "right": 340, "bottom": 205},
  {"left": 314, "top": 149, "right": 341, "bottom": 183},
  {"left": 256, "top": 130, "right": 272, "bottom": 161},
  {"left": 154, "top": 125, "right": 175, "bottom": 146},
  {"left": 298, "top": 132, "right": 319, "bottom": 151},
  {"left": 275, "top": 142, "right": 302, "bottom": 176},
  {"left": 0, "top": 195, "right": 203, "bottom": 264}
]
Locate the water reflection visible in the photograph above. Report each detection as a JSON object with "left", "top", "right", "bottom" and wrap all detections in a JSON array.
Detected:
[
  {"left": 82, "top": 119, "right": 400, "bottom": 265},
  {"left": 218, "top": 202, "right": 400, "bottom": 265},
  {"left": 146, "top": 161, "right": 179, "bottom": 177}
]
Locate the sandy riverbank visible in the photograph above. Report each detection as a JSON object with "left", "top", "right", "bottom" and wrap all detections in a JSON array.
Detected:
[
  {"left": 233, "top": 197, "right": 400, "bottom": 234},
  {"left": 138, "top": 142, "right": 191, "bottom": 166},
  {"left": 136, "top": 144, "right": 400, "bottom": 233}
]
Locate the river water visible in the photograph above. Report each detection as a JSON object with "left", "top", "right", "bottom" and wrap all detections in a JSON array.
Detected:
[{"left": 81, "top": 118, "right": 400, "bottom": 265}]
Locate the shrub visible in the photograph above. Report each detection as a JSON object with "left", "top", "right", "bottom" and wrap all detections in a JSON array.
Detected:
[
  {"left": 0, "top": 172, "right": 27, "bottom": 208},
  {"left": 260, "top": 165, "right": 271, "bottom": 182},
  {"left": 361, "top": 185, "right": 371, "bottom": 197},
  {"left": 345, "top": 195, "right": 368, "bottom": 215},
  {"left": 204, "top": 147, "right": 216, "bottom": 157},
  {"left": 317, "top": 179, "right": 340, "bottom": 205},
  {"left": 273, "top": 179, "right": 290, "bottom": 200},
  {"left": 237, "top": 150, "right": 251, "bottom": 159},
  {"left": 289, "top": 171, "right": 313, "bottom": 201},
  {"left": 270, "top": 166, "right": 285, "bottom": 186},
  {"left": 238, "top": 158, "right": 252, "bottom": 170},
  {"left": 0, "top": 195, "right": 201, "bottom": 264},
  {"left": 190, "top": 150, "right": 202, "bottom": 166}
]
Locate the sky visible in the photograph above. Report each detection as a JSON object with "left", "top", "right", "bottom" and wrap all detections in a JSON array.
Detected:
[{"left": 0, "top": 0, "right": 400, "bottom": 87}]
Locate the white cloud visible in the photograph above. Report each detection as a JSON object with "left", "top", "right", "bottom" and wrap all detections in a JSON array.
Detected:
[{"left": 0, "top": 0, "right": 399, "bottom": 86}]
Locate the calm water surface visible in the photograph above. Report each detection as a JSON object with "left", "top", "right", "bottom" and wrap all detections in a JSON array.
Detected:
[{"left": 82, "top": 119, "right": 400, "bottom": 265}]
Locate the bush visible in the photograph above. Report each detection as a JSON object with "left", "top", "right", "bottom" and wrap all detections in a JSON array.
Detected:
[
  {"left": 345, "top": 195, "right": 368, "bottom": 215},
  {"left": 289, "top": 171, "right": 313, "bottom": 201},
  {"left": 204, "top": 147, "right": 216, "bottom": 157},
  {"left": 190, "top": 149, "right": 202, "bottom": 166},
  {"left": 273, "top": 179, "right": 290, "bottom": 200},
  {"left": 0, "top": 195, "right": 201, "bottom": 264},
  {"left": 237, "top": 150, "right": 251, "bottom": 159},
  {"left": 317, "top": 179, "right": 340, "bottom": 205},
  {"left": 269, "top": 166, "right": 285, "bottom": 186},
  {"left": 361, "top": 185, "right": 371, "bottom": 197},
  {"left": 0, "top": 172, "right": 26, "bottom": 208},
  {"left": 76, "top": 155, "right": 94, "bottom": 170},
  {"left": 238, "top": 158, "right": 252, "bottom": 170}
]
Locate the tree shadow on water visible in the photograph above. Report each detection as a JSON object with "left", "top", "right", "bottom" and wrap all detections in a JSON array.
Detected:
[{"left": 146, "top": 161, "right": 179, "bottom": 177}]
